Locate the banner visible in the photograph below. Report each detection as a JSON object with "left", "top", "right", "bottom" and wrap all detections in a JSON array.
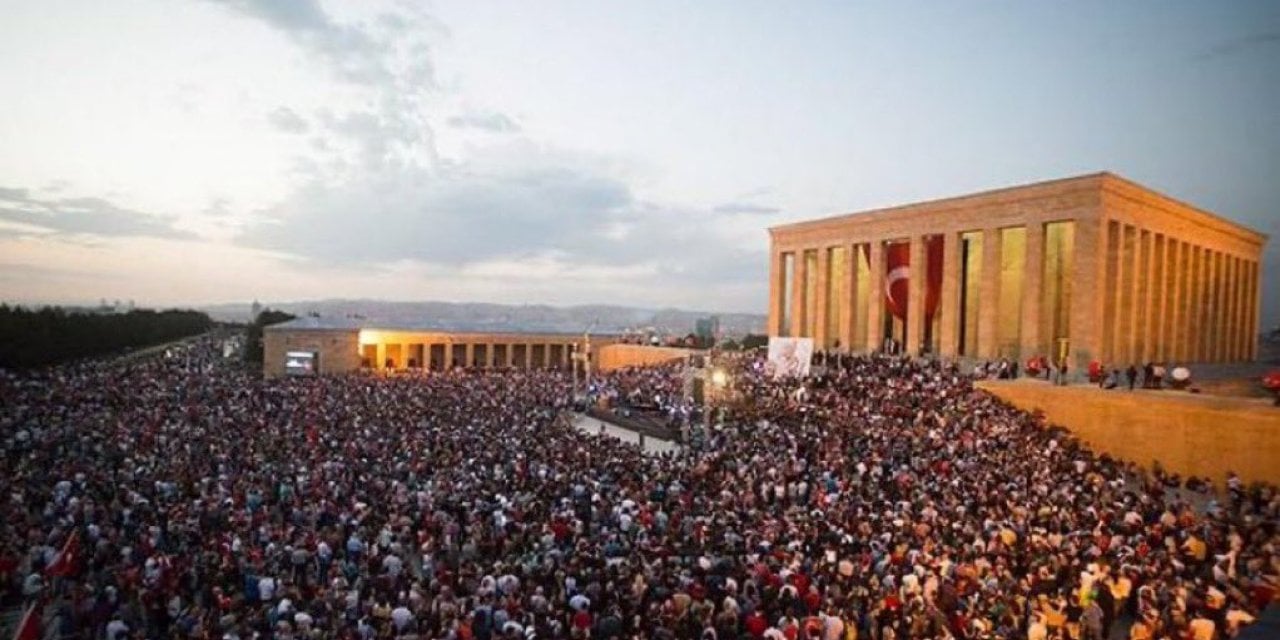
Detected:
[
  {"left": 766, "top": 337, "right": 813, "bottom": 378},
  {"left": 880, "top": 236, "right": 945, "bottom": 323}
]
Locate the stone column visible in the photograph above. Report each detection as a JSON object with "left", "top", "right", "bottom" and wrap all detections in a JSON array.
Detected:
[
  {"left": 461, "top": 343, "right": 472, "bottom": 368},
  {"left": 1019, "top": 222, "right": 1044, "bottom": 360},
  {"left": 1247, "top": 261, "right": 1259, "bottom": 361},
  {"left": 1187, "top": 246, "right": 1202, "bottom": 363},
  {"left": 906, "top": 236, "right": 926, "bottom": 355},
  {"left": 865, "top": 241, "right": 885, "bottom": 352},
  {"left": 977, "top": 228, "right": 1001, "bottom": 360},
  {"left": 790, "top": 250, "right": 807, "bottom": 338},
  {"left": 1114, "top": 224, "right": 1133, "bottom": 367},
  {"left": 524, "top": 343, "right": 534, "bottom": 368},
  {"left": 1224, "top": 256, "right": 1237, "bottom": 362},
  {"left": 1228, "top": 256, "right": 1239, "bottom": 366},
  {"left": 814, "top": 247, "right": 830, "bottom": 347},
  {"left": 838, "top": 243, "right": 857, "bottom": 351},
  {"left": 1136, "top": 230, "right": 1157, "bottom": 363},
  {"left": 1201, "top": 251, "right": 1214, "bottom": 363},
  {"left": 375, "top": 343, "right": 387, "bottom": 370},
  {"left": 939, "top": 232, "right": 961, "bottom": 358},
  {"left": 1153, "top": 235, "right": 1169, "bottom": 362},
  {"left": 767, "top": 250, "right": 783, "bottom": 336},
  {"left": 1070, "top": 218, "right": 1103, "bottom": 372}
]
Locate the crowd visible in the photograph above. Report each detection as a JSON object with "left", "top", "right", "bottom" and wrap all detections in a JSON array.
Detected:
[{"left": 1, "top": 337, "right": 1275, "bottom": 640}]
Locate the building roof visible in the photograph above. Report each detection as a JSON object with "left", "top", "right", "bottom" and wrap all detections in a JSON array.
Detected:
[
  {"left": 264, "top": 316, "right": 365, "bottom": 331},
  {"left": 768, "top": 171, "right": 1267, "bottom": 244}
]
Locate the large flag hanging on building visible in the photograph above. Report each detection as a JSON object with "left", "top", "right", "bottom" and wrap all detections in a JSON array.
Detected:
[
  {"left": 924, "top": 235, "right": 944, "bottom": 323},
  {"left": 884, "top": 242, "right": 910, "bottom": 320},
  {"left": 881, "top": 237, "right": 945, "bottom": 323},
  {"left": 44, "top": 530, "right": 79, "bottom": 578}
]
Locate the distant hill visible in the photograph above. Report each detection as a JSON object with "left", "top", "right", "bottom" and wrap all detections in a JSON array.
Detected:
[{"left": 202, "top": 299, "right": 765, "bottom": 337}]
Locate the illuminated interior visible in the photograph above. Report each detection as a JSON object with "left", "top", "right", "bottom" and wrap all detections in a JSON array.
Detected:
[
  {"left": 997, "top": 226, "right": 1026, "bottom": 357},
  {"left": 825, "top": 246, "right": 845, "bottom": 348},
  {"left": 780, "top": 252, "right": 794, "bottom": 335},
  {"left": 803, "top": 249, "right": 818, "bottom": 338}
]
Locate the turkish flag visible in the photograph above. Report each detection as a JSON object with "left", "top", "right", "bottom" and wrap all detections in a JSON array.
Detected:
[
  {"left": 44, "top": 531, "right": 79, "bottom": 578},
  {"left": 12, "top": 601, "right": 40, "bottom": 640},
  {"left": 880, "top": 238, "right": 944, "bottom": 323},
  {"left": 924, "top": 235, "right": 944, "bottom": 322},
  {"left": 885, "top": 241, "right": 910, "bottom": 320}
]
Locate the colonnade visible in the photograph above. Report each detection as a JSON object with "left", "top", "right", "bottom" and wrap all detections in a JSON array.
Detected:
[
  {"left": 364, "top": 339, "right": 579, "bottom": 370},
  {"left": 1100, "top": 220, "right": 1260, "bottom": 366},
  {"left": 770, "top": 218, "right": 1260, "bottom": 366},
  {"left": 770, "top": 225, "right": 1056, "bottom": 361}
]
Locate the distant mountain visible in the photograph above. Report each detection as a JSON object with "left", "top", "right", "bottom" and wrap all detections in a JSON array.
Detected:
[{"left": 202, "top": 299, "right": 765, "bottom": 337}]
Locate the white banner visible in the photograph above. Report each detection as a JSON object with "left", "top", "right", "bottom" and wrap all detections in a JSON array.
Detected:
[{"left": 766, "top": 337, "right": 813, "bottom": 378}]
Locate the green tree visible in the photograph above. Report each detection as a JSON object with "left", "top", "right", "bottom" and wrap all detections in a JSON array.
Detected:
[
  {"left": 244, "top": 309, "right": 297, "bottom": 365},
  {"left": 0, "top": 304, "right": 213, "bottom": 368}
]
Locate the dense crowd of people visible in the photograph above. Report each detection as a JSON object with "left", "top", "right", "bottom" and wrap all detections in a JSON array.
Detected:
[{"left": 1, "top": 337, "right": 1275, "bottom": 639}]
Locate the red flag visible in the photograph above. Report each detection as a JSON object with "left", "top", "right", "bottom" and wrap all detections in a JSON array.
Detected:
[
  {"left": 12, "top": 601, "right": 40, "bottom": 640},
  {"left": 884, "top": 241, "right": 910, "bottom": 320},
  {"left": 924, "top": 235, "right": 944, "bottom": 322},
  {"left": 44, "top": 531, "right": 79, "bottom": 578}
]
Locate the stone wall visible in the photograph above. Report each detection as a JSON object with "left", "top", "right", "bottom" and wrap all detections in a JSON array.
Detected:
[
  {"left": 263, "top": 329, "right": 361, "bottom": 378},
  {"left": 979, "top": 380, "right": 1280, "bottom": 485},
  {"left": 596, "top": 344, "right": 697, "bottom": 372}
]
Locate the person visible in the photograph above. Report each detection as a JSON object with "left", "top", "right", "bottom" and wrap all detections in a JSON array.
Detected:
[
  {"left": 1126, "top": 364, "right": 1138, "bottom": 390},
  {"left": 2, "top": 336, "right": 1275, "bottom": 640}
]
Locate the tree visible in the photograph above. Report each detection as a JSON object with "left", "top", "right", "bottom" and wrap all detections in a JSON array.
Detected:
[
  {"left": 244, "top": 309, "right": 297, "bottom": 365},
  {"left": 0, "top": 304, "right": 213, "bottom": 368},
  {"left": 741, "top": 334, "right": 769, "bottom": 350}
]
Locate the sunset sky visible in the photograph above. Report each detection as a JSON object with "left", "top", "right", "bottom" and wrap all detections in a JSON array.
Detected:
[{"left": 1, "top": 1, "right": 1276, "bottom": 323}]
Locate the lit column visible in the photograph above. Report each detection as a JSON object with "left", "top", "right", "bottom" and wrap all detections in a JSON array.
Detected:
[
  {"left": 1187, "top": 246, "right": 1203, "bottom": 362},
  {"left": 1176, "top": 242, "right": 1191, "bottom": 363},
  {"left": 976, "top": 227, "right": 1001, "bottom": 360},
  {"left": 1228, "top": 254, "right": 1239, "bottom": 363},
  {"left": 790, "top": 249, "right": 807, "bottom": 338},
  {"left": 1224, "top": 256, "right": 1237, "bottom": 362},
  {"left": 462, "top": 343, "right": 472, "bottom": 368},
  {"left": 1019, "top": 222, "right": 1044, "bottom": 360},
  {"left": 1152, "top": 235, "right": 1169, "bottom": 362},
  {"left": 1136, "top": 231, "right": 1157, "bottom": 366},
  {"left": 906, "top": 236, "right": 926, "bottom": 355},
  {"left": 1116, "top": 225, "right": 1134, "bottom": 366},
  {"left": 838, "top": 243, "right": 856, "bottom": 351},
  {"left": 1070, "top": 218, "right": 1103, "bottom": 371},
  {"left": 767, "top": 250, "right": 783, "bottom": 336},
  {"left": 939, "top": 232, "right": 961, "bottom": 358},
  {"left": 1247, "top": 261, "right": 1259, "bottom": 361},
  {"left": 375, "top": 343, "right": 387, "bottom": 370},
  {"left": 1202, "top": 251, "right": 1215, "bottom": 363},
  {"left": 864, "top": 240, "right": 885, "bottom": 352},
  {"left": 814, "top": 247, "right": 830, "bottom": 347}
]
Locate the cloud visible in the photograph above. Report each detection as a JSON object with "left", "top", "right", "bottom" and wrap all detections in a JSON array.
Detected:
[
  {"left": 212, "top": 1, "right": 765, "bottom": 309},
  {"left": 1191, "top": 31, "right": 1280, "bottom": 61},
  {"left": 447, "top": 110, "right": 521, "bottom": 133},
  {"left": 713, "top": 202, "right": 781, "bottom": 215},
  {"left": 207, "top": 0, "right": 432, "bottom": 87},
  {"left": 0, "top": 187, "right": 194, "bottom": 240},
  {"left": 266, "top": 106, "right": 309, "bottom": 134}
]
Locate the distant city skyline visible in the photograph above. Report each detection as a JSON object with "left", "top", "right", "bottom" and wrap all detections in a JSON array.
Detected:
[{"left": 1, "top": 1, "right": 1277, "bottom": 324}]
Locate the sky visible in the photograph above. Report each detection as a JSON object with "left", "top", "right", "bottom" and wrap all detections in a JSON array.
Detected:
[{"left": 0, "top": 0, "right": 1277, "bottom": 323}]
